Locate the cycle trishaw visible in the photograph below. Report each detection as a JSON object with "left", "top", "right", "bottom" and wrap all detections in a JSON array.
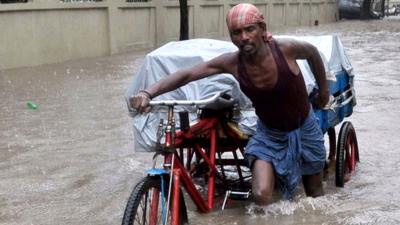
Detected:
[{"left": 122, "top": 37, "right": 359, "bottom": 225}]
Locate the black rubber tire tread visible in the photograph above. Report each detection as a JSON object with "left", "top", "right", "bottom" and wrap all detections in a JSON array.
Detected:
[
  {"left": 122, "top": 176, "right": 163, "bottom": 225},
  {"left": 335, "top": 121, "right": 359, "bottom": 187},
  {"left": 328, "top": 127, "right": 336, "bottom": 160},
  {"left": 122, "top": 176, "right": 188, "bottom": 225}
]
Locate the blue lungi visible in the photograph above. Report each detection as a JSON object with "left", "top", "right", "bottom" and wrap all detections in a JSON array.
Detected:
[{"left": 245, "top": 110, "right": 326, "bottom": 200}]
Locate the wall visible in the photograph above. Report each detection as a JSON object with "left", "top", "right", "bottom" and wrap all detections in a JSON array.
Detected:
[{"left": 0, "top": 0, "right": 338, "bottom": 70}]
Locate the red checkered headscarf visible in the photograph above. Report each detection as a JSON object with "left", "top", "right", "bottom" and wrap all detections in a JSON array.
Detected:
[
  {"left": 226, "top": 3, "right": 272, "bottom": 42},
  {"left": 226, "top": 3, "right": 265, "bottom": 30}
]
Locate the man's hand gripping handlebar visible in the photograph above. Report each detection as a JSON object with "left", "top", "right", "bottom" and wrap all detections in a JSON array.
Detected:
[{"left": 129, "top": 90, "right": 152, "bottom": 114}]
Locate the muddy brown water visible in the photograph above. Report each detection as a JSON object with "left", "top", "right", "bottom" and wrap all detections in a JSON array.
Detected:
[{"left": 1, "top": 17, "right": 400, "bottom": 225}]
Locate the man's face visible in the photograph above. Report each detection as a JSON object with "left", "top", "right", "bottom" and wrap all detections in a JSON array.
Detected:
[{"left": 229, "top": 23, "right": 265, "bottom": 56}]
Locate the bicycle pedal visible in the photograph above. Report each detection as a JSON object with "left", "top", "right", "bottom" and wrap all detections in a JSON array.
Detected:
[{"left": 221, "top": 189, "right": 251, "bottom": 210}]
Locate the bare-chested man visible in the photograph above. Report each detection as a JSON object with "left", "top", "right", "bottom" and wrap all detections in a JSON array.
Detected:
[{"left": 130, "top": 3, "right": 329, "bottom": 205}]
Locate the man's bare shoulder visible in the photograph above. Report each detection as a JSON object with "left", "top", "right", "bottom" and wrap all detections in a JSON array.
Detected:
[
  {"left": 275, "top": 38, "right": 315, "bottom": 59},
  {"left": 209, "top": 51, "right": 239, "bottom": 74},
  {"left": 213, "top": 51, "right": 239, "bottom": 64},
  {"left": 275, "top": 38, "right": 303, "bottom": 51}
]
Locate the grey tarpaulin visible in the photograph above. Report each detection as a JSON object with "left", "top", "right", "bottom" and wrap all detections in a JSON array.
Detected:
[{"left": 125, "top": 36, "right": 354, "bottom": 152}]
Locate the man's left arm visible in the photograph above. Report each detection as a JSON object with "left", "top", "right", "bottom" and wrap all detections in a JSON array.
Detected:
[{"left": 291, "top": 40, "right": 329, "bottom": 108}]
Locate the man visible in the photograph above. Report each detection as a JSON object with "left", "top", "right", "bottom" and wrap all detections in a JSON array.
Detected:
[{"left": 130, "top": 3, "right": 329, "bottom": 205}]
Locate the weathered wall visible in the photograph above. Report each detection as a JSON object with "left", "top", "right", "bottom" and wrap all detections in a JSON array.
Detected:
[{"left": 0, "top": 0, "right": 338, "bottom": 70}]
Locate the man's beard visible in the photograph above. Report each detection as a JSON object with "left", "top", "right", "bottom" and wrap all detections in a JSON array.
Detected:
[{"left": 240, "top": 43, "right": 256, "bottom": 56}]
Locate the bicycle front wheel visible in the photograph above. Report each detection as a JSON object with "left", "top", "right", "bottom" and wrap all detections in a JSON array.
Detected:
[{"left": 122, "top": 176, "right": 169, "bottom": 225}]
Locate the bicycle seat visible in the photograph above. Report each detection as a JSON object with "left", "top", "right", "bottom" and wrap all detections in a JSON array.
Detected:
[{"left": 201, "top": 93, "right": 235, "bottom": 110}]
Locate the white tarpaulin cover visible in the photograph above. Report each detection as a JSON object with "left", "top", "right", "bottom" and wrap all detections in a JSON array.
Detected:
[{"left": 126, "top": 36, "right": 354, "bottom": 152}]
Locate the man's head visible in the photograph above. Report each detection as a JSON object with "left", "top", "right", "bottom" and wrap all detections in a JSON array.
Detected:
[
  {"left": 226, "top": 3, "right": 269, "bottom": 56},
  {"left": 226, "top": 3, "right": 266, "bottom": 31}
]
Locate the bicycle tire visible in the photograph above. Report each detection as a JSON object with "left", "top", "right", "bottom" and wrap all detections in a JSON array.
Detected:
[
  {"left": 335, "top": 121, "right": 359, "bottom": 187},
  {"left": 122, "top": 176, "right": 188, "bottom": 225}
]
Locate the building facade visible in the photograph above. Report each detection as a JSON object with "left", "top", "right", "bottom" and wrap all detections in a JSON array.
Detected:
[{"left": 0, "top": 0, "right": 339, "bottom": 69}]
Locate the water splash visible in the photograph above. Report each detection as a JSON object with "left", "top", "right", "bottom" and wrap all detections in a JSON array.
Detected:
[{"left": 246, "top": 195, "right": 341, "bottom": 217}]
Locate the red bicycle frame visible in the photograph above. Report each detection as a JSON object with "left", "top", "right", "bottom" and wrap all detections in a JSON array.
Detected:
[{"left": 160, "top": 105, "right": 247, "bottom": 225}]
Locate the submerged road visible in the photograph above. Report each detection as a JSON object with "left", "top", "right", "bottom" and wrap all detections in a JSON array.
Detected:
[{"left": 1, "top": 17, "right": 400, "bottom": 225}]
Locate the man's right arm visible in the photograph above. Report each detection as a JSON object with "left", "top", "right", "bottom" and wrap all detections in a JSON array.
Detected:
[{"left": 130, "top": 52, "right": 237, "bottom": 113}]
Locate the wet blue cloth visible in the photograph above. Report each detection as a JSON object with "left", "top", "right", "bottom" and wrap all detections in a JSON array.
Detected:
[{"left": 245, "top": 110, "right": 326, "bottom": 200}]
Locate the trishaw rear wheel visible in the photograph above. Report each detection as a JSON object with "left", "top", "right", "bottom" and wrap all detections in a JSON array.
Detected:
[{"left": 335, "top": 121, "right": 359, "bottom": 187}]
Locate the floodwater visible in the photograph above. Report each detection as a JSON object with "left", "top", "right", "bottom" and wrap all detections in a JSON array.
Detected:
[{"left": 1, "top": 17, "right": 400, "bottom": 225}]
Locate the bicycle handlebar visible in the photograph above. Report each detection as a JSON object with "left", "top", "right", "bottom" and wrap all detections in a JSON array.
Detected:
[
  {"left": 149, "top": 92, "right": 227, "bottom": 107},
  {"left": 128, "top": 91, "right": 235, "bottom": 117}
]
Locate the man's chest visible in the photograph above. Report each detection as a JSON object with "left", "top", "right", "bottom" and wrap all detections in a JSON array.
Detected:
[{"left": 242, "top": 60, "right": 279, "bottom": 90}]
